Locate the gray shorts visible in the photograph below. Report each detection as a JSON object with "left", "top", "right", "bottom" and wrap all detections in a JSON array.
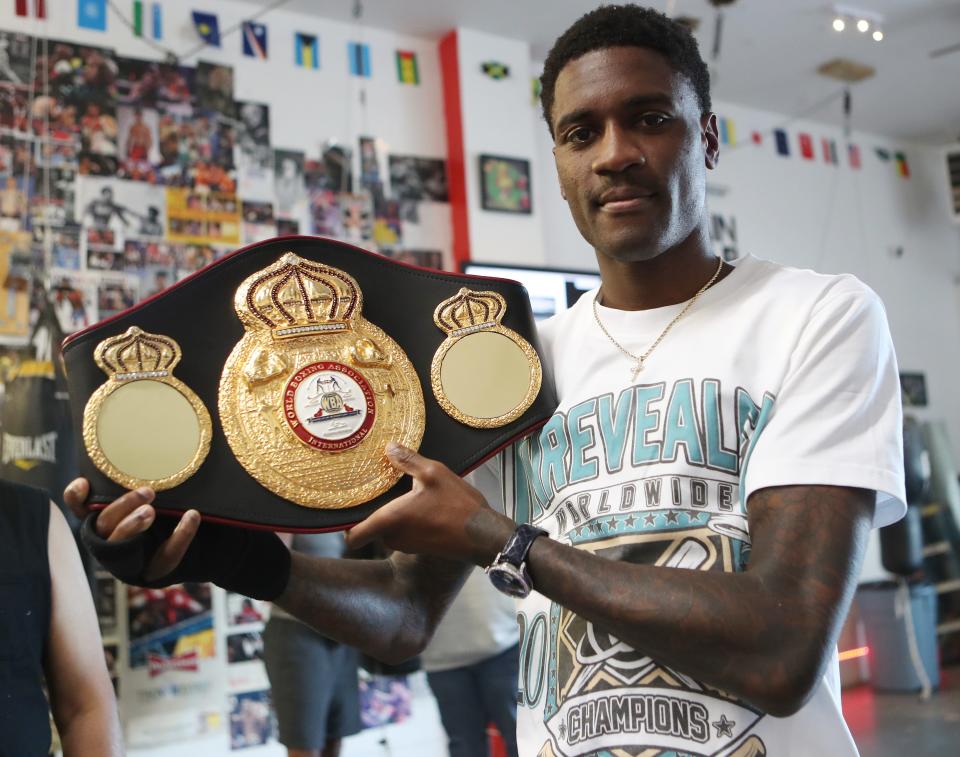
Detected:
[{"left": 262, "top": 616, "right": 362, "bottom": 748}]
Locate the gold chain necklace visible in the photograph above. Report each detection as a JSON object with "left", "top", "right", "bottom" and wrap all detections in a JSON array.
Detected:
[{"left": 592, "top": 256, "right": 725, "bottom": 381}]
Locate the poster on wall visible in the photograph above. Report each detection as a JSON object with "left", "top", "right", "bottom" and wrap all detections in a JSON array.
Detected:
[
  {"left": 97, "top": 272, "right": 139, "bottom": 319},
  {"left": 478, "top": 154, "right": 531, "bottom": 214},
  {"left": 308, "top": 189, "right": 341, "bottom": 238},
  {"left": 236, "top": 101, "right": 272, "bottom": 198},
  {"left": 274, "top": 148, "right": 306, "bottom": 219},
  {"left": 50, "top": 224, "right": 81, "bottom": 269},
  {"left": 50, "top": 268, "right": 98, "bottom": 333},
  {"left": 116, "top": 58, "right": 195, "bottom": 110},
  {"left": 241, "top": 200, "right": 276, "bottom": 244},
  {"left": 117, "top": 105, "right": 161, "bottom": 182},
  {"left": 30, "top": 167, "right": 78, "bottom": 227},
  {"left": 226, "top": 593, "right": 267, "bottom": 626},
  {"left": 380, "top": 248, "right": 443, "bottom": 270},
  {"left": 46, "top": 39, "right": 117, "bottom": 128},
  {"left": 0, "top": 230, "right": 33, "bottom": 341},
  {"left": 228, "top": 689, "right": 275, "bottom": 750},
  {"left": 900, "top": 372, "right": 928, "bottom": 407},
  {"left": 227, "top": 632, "right": 264, "bottom": 665},
  {"left": 319, "top": 143, "right": 354, "bottom": 193},
  {"left": 0, "top": 172, "right": 31, "bottom": 232},
  {"left": 358, "top": 671, "right": 412, "bottom": 728},
  {"left": 195, "top": 62, "right": 236, "bottom": 118},
  {"left": 124, "top": 583, "right": 223, "bottom": 746},
  {"left": 359, "top": 135, "right": 382, "bottom": 193},
  {"left": 95, "top": 570, "right": 118, "bottom": 636},
  {"left": 339, "top": 192, "right": 373, "bottom": 244},
  {"left": 166, "top": 188, "right": 240, "bottom": 246},
  {"left": 388, "top": 155, "right": 448, "bottom": 201}
]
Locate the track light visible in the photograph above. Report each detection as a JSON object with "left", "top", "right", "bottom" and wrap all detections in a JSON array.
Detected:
[{"left": 831, "top": 6, "right": 885, "bottom": 40}]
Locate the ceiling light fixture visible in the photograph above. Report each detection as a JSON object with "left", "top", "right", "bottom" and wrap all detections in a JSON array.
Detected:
[{"left": 831, "top": 5, "right": 885, "bottom": 40}]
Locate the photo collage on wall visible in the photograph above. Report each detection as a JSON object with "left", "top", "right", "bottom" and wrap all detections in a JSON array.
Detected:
[
  {"left": 0, "top": 29, "right": 449, "bottom": 351},
  {"left": 1, "top": 23, "right": 449, "bottom": 747}
]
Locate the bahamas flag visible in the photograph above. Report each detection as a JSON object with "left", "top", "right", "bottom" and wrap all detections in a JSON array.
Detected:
[
  {"left": 349, "top": 42, "right": 371, "bottom": 77},
  {"left": 192, "top": 10, "right": 220, "bottom": 47},
  {"left": 718, "top": 117, "right": 736, "bottom": 146},
  {"left": 396, "top": 50, "right": 419, "bottom": 85},
  {"left": 295, "top": 33, "right": 318, "bottom": 69},
  {"left": 242, "top": 21, "right": 268, "bottom": 59},
  {"left": 77, "top": 0, "right": 106, "bottom": 31}
]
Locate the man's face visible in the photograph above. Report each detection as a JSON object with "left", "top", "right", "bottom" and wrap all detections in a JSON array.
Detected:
[{"left": 550, "top": 46, "right": 718, "bottom": 263}]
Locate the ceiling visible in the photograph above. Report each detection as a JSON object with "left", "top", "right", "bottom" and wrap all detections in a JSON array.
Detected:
[{"left": 264, "top": 0, "right": 960, "bottom": 145}]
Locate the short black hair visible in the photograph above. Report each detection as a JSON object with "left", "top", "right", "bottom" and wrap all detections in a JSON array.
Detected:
[{"left": 540, "top": 4, "right": 711, "bottom": 136}]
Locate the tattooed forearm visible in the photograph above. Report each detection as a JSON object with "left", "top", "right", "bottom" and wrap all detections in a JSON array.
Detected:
[
  {"left": 524, "top": 484, "right": 874, "bottom": 716},
  {"left": 275, "top": 551, "right": 471, "bottom": 663}
]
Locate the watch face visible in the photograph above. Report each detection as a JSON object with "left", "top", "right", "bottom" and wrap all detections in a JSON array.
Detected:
[{"left": 488, "top": 564, "right": 530, "bottom": 598}]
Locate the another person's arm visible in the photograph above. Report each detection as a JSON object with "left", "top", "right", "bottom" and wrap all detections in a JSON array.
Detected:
[{"left": 44, "top": 503, "right": 123, "bottom": 756}]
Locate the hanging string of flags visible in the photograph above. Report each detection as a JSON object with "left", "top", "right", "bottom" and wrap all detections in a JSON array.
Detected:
[
  {"left": 16, "top": 5, "right": 912, "bottom": 174},
  {"left": 719, "top": 117, "right": 910, "bottom": 178}
]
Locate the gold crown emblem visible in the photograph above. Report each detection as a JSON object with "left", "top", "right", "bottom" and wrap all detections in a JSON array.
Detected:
[
  {"left": 94, "top": 326, "right": 182, "bottom": 380},
  {"left": 235, "top": 252, "right": 363, "bottom": 339},
  {"left": 433, "top": 288, "right": 507, "bottom": 337}
]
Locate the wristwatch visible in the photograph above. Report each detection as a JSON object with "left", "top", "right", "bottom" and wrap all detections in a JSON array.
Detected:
[{"left": 485, "top": 523, "right": 548, "bottom": 598}]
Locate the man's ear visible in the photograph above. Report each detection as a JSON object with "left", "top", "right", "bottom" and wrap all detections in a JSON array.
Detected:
[{"left": 702, "top": 112, "right": 720, "bottom": 169}]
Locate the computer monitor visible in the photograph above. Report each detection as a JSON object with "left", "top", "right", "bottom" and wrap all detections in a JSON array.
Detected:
[{"left": 461, "top": 262, "right": 601, "bottom": 322}]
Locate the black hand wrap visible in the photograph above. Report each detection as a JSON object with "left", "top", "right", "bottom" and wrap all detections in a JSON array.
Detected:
[{"left": 80, "top": 511, "right": 292, "bottom": 601}]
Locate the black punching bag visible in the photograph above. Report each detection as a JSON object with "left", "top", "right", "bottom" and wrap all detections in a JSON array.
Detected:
[
  {"left": 0, "top": 295, "right": 77, "bottom": 503},
  {"left": 880, "top": 416, "right": 929, "bottom": 576}
]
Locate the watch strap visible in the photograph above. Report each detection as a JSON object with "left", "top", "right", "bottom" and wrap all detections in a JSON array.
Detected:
[{"left": 499, "top": 523, "right": 548, "bottom": 568}]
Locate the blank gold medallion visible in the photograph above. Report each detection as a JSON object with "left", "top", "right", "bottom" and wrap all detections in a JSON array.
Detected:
[
  {"left": 430, "top": 288, "right": 541, "bottom": 429},
  {"left": 83, "top": 327, "right": 212, "bottom": 490}
]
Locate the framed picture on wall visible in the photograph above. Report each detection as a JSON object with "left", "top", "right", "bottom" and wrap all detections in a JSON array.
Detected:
[
  {"left": 479, "top": 154, "right": 532, "bottom": 214},
  {"left": 900, "top": 372, "right": 928, "bottom": 407}
]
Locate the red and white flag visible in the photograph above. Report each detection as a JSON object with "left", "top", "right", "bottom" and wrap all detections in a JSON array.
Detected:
[{"left": 15, "top": 0, "right": 46, "bottom": 18}]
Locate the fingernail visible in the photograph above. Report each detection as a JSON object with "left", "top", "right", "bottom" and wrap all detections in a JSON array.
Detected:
[
  {"left": 136, "top": 504, "right": 152, "bottom": 519},
  {"left": 175, "top": 510, "right": 198, "bottom": 532},
  {"left": 385, "top": 442, "right": 402, "bottom": 456},
  {"left": 136, "top": 486, "right": 153, "bottom": 498}
]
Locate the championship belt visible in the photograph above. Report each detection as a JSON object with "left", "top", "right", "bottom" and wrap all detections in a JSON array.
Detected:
[{"left": 62, "top": 236, "right": 557, "bottom": 531}]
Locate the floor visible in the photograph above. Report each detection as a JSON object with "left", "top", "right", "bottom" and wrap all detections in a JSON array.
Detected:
[
  {"left": 126, "top": 668, "right": 960, "bottom": 757},
  {"left": 844, "top": 666, "right": 960, "bottom": 756}
]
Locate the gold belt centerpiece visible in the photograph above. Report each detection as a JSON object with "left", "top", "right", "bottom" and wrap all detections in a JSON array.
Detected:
[{"left": 219, "top": 252, "right": 425, "bottom": 508}]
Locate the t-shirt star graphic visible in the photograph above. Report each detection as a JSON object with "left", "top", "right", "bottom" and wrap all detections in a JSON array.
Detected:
[{"left": 713, "top": 714, "right": 736, "bottom": 738}]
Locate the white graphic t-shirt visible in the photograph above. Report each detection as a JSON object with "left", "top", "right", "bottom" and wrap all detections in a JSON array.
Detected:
[{"left": 500, "top": 254, "right": 906, "bottom": 757}]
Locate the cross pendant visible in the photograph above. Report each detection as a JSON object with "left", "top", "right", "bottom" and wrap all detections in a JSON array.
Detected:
[{"left": 631, "top": 358, "right": 644, "bottom": 381}]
